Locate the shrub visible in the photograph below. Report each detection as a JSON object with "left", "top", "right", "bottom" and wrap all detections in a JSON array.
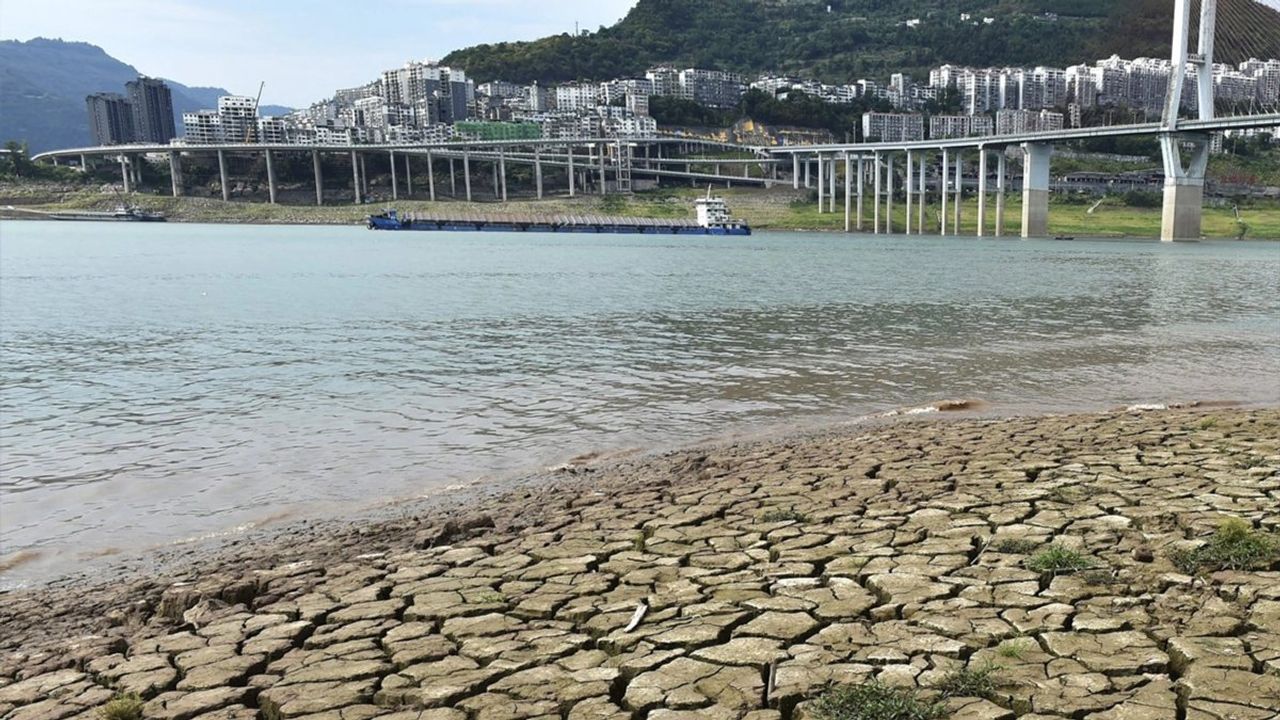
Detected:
[
  {"left": 808, "top": 681, "right": 946, "bottom": 720},
  {"left": 759, "top": 507, "right": 810, "bottom": 524},
  {"left": 992, "top": 538, "right": 1040, "bottom": 554},
  {"left": 98, "top": 693, "right": 144, "bottom": 720},
  {"left": 937, "top": 663, "right": 1001, "bottom": 700},
  {"left": 1025, "top": 544, "right": 1095, "bottom": 574},
  {"left": 1170, "top": 518, "right": 1280, "bottom": 573}
]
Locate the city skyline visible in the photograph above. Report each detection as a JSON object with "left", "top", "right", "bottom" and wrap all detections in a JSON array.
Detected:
[{"left": 0, "top": 0, "right": 637, "bottom": 107}]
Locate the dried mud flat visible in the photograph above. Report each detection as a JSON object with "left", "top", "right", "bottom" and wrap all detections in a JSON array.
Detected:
[{"left": 2, "top": 408, "right": 1279, "bottom": 720}]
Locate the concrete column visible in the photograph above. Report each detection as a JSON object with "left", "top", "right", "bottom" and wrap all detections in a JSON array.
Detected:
[
  {"left": 360, "top": 155, "right": 368, "bottom": 196},
  {"left": 804, "top": 158, "right": 811, "bottom": 188},
  {"left": 499, "top": 150, "right": 507, "bottom": 202},
  {"left": 905, "top": 150, "right": 914, "bottom": 235},
  {"left": 120, "top": 156, "right": 130, "bottom": 193},
  {"left": 427, "top": 150, "right": 436, "bottom": 201},
  {"left": 491, "top": 161, "right": 499, "bottom": 198},
  {"left": 1021, "top": 143, "right": 1052, "bottom": 238},
  {"left": 168, "top": 151, "right": 183, "bottom": 197},
  {"left": 568, "top": 146, "right": 576, "bottom": 197},
  {"left": 817, "top": 155, "right": 825, "bottom": 213},
  {"left": 856, "top": 156, "right": 865, "bottom": 231},
  {"left": 218, "top": 149, "right": 230, "bottom": 201},
  {"left": 313, "top": 150, "right": 323, "bottom": 206},
  {"left": 79, "top": 154, "right": 88, "bottom": 171},
  {"left": 886, "top": 153, "right": 894, "bottom": 234},
  {"left": 828, "top": 156, "right": 836, "bottom": 213},
  {"left": 598, "top": 143, "right": 606, "bottom": 195},
  {"left": 534, "top": 149, "right": 543, "bottom": 199},
  {"left": 953, "top": 152, "right": 962, "bottom": 235},
  {"left": 844, "top": 154, "right": 852, "bottom": 233},
  {"left": 873, "top": 151, "right": 882, "bottom": 234},
  {"left": 351, "top": 151, "right": 361, "bottom": 204},
  {"left": 996, "top": 152, "right": 1006, "bottom": 237},
  {"left": 1159, "top": 133, "right": 1210, "bottom": 241},
  {"left": 390, "top": 151, "right": 398, "bottom": 201},
  {"left": 405, "top": 153, "right": 412, "bottom": 197},
  {"left": 792, "top": 155, "right": 800, "bottom": 190},
  {"left": 977, "top": 149, "right": 988, "bottom": 237},
  {"left": 450, "top": 157, "right": 457, "bottom": 197},
  {"left": 463, "top": 151, "right": 472, "bottom": 202},
  {"left": 918, "top": 155, "right": 926, "bottom": 234},
  {"left": 941, "top": 149, "right": 949, "bottom": 235},
  {"left": 265, "top": 150, "right": 277, "bottom": 204}
]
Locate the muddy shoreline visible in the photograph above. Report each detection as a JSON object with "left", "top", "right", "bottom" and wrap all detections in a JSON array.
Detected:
[{"left": 2, "top": 406, "right": 1278, "bottom": 719}]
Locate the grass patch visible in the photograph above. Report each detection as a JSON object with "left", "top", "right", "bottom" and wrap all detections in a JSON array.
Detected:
[
  {"left": 1236, "top": 454, "right": 1269, "bottom": 470},
  {"left": 1170, "top": 518, "right": 1280, "bottom": 573},
  {"left": 808, "top": 681, "right": 946, "bottom": 720},
  {"left": 467, "top": 590, "right": 505, "bottom": 604},
  {"left": 759, "top": 507, "right": 810, "bottom": 524},
  {"left": 996, "top": 638, "right": 1032, "bottom": 659},
  {"left": 1025, "top": 544, "right": 1095, "bottom": 575},
  {"left": 992, "top": 538, "right": 1040, "bottom": 554},
  {"left": 1198, "top": 417, "right": 1219, "bottom": 430},
  {"left": 98, "top": 693, "right": 144, "bottom": 720},
  {"left": 937, "top": 662, "right": 1001, "bottom": 700}
]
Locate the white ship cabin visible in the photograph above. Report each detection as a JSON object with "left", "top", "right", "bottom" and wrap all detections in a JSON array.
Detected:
[{"left": 695, "top": 196, "right": 733, "bottom": 227}]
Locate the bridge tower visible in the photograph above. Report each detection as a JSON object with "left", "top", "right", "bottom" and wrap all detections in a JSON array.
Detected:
[{"left": 1160, "top": 0, "right": 1216, "bottom": 241}]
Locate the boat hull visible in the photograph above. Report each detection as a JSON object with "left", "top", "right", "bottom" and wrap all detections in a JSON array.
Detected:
[{"left": 367, "top": 215, "right": 750, "bottom": 236}]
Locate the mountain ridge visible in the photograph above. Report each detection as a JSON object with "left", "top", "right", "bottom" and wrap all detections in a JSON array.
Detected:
[{"left": 0, "top": 38, "right": 291, "bottom": 152}]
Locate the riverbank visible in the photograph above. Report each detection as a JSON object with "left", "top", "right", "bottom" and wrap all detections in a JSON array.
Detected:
[
  {"left": 2, "top": 406, "right": 1277, "bottom": 719},
  {"left": 4, "top": 183, "right": 1280, "bottom": 238}
]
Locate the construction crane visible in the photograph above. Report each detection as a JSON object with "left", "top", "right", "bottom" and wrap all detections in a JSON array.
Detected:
[{"left": 246, "top": 81, "right": 264, "bottom": 143}]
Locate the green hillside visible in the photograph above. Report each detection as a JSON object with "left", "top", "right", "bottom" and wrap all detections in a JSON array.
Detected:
[{"left": 442, "top": 0, "right": 1280, "bottom": 85}]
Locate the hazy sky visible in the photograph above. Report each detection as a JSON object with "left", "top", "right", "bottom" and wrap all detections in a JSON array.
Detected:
[
  {"left": 3, "top": 0, "right": 1279, "bottom": 108},
  {"left": 0, "top": 0, "right": 637, "bottom": 107}
]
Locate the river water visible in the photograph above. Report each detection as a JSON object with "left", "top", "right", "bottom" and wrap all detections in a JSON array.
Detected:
[{"left": 2, "top": 221, "right": 1278, "bottom": 585}]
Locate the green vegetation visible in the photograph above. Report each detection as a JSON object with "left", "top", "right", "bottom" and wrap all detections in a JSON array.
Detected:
[
  {"left": 97, "top": 693, "right": 144, "bottom": 720},
  {"left": 442, "top": 0, "right": 1280, "bottom": 89},
  {"left": 937, "top": 663, "right": 1001, "bottom": 700},
  {"left": 997, "top": 638, "right": 1032, "bottom": 659},
  {"left": 1025, "top": 545, "right": 1096, "bottom": 574},
  {"left": 759, "top": 507, "right": 811, "bottom": 524},
  {"left": 808, "top": 681, "right": 946, "bottom": 720},
  {"left": 1170, "top": 518, "right": 1280, "bottom": 574}
]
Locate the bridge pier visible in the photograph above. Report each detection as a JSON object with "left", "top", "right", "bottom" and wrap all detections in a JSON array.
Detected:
[
  {"left": 499, "top": 150, "right": 508, "bottom": 202},
  {"left": 1159, "top": 134, "right": 1210, "bottom": 241},
  {"left": 872, "top": 152, "right": 882, "bottom": 234},
  {"left": 390, "top": 151, "right": 398, "bottom": 201},
  {"left": 804, "top": 158, "right": 811, "bottom": 189},
  {"left": 977, "top": 149, "right": 988, "bottom": 237},
  {"left": 218, "top": 150, "right": 230, "bottom": 202},
  {"left": 463, "top": 151, "right": 472, "bottom": 202},
  {"left": 491, "top": 159, "right": 499, "bottom": 199},
  {"left": 535, "top": 149, "right": 543, "bottom": 199},
  {"left": 792, "top": 155, "right": 800, "bottom": 190},
  {"left": 449, "top": 157, "right": 457, "bottom": 197},
  {"left": 405, "top": 154, "right": 412, "bottom": 197},
  {"left": 119, "top": 156, "right": 130, "bottom": 193},
  {"left": 886, "top": 154, "right": 895, "bottom": 234},
  {"left": 905, "top": 151, "right": 914, "bottom": 235},
  {"left": 427, "top": 151, "right": 436, "bottom": 201},
  {"left": 817, "top": 155, "right": 825, "bottom": 213},
  {"left": 856, "top": 155, "right": 865, "bottom": 231},
  {"left": 360, "top": 155, "right": 368, "bottom": 197},
  {"left": 313, "top": 150, "right": 323, "bottom": 206},
  {"left": 568, "top": 146, "right": 575, "bottom": 197},
  {"left": 351, "top": 152, "right": 361, "bottom": 204},
  {"left": 918, "top": 154, "right": 926, "bottom": 233},
  {"left": 168, "top": 151, "right": 183, "bottom": 197},
  {"left": 1021, "top": 143, "right": 1052, "bottom": 238},
  {"left": 844, "top": 154, "right": 852, "bottom": 233},
  {"left": 995, "top": 152, "right": 1007, "bottom": 237},
  {"left": 265, "top": 150, "right": 277, "bottom": 204},
  {"left": 941, "top": 149, "right": 949, "bottom": 236},
  {"left": 598, "top": 143, "right": 606, "bottom": 195},
  {"left": 953, "top": 153, "right": 962, "bottom": 235}
]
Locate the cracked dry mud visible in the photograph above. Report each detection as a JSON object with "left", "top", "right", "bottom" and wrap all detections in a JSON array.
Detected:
[{"left": 2, "top": 408, "right": 1279, "bottom": 720}]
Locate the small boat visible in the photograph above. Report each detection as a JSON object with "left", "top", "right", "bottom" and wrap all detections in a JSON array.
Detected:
[
  {"left": 1052, "top": 235, "right": 1076, "bottom": 241},
  {"left": 46, "top": 205, "right": 166, "bottom": 222}
]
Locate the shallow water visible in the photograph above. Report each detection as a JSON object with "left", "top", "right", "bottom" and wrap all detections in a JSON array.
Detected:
[{"left": 2, "top": 221, "right": 1278, "bottom": 585}]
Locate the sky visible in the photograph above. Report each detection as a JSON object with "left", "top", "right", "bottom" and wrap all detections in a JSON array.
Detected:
[
  {"left": 3, "top": 0, "right": 1279, "bottom": 108},
  {"left": 0, "top": 0, "right": 638, "bottom": 107}
]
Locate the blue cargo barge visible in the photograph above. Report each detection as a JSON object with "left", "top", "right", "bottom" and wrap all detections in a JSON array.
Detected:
[{"left": 367, "top": 194, "right": 750, "bottom": 236}]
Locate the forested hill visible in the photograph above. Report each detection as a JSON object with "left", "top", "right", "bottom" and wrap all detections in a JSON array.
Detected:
[{"left": 442, "top": 0, "right": 1280, "bottom": 85}]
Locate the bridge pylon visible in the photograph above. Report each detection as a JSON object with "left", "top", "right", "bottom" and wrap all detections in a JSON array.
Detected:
[{"left": 1160, "top": 0, "right": 1216, "bottom": 241}]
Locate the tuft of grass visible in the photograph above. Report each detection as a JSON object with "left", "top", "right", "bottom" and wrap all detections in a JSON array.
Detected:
[
  {"left": 937, "top": 663, "right": 1001, "bottom": 700},
  {"left": 996, "top": 639, "right": 1031, "bottom": 659},
  {"left": 1198, "top": 417, "right": 1219, "bottom": 430},
  {"left": 1025, "top": 544, "right": 1095, "bottom": 575},
  {"left": 992, "top": 538, "right": 1040, "bottom": 554},
  {"left": 468, "top": 590, "right": 505, "bottom": 604},
  {"left": 759, "top": 507, "right": 810, "bottom": 524},
  {"left": 98, "top": 693, "right": 144, "bottom": 720},
  {"left": 1170, "top": 517, "right": 1280, "bottom": 574},
  {"left": 808, "top": 681, "right": 946, "bottom": 720},
  {"left": 1236, "top": 454, "right": 1269, "bottom": 470}
]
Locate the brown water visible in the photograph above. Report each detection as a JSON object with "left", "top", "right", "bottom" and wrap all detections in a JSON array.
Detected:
[{"left": 2, "top": 221, "right": 1278, "bottom": 585}]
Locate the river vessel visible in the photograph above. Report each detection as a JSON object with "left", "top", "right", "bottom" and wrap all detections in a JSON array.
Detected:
[{"left": 367, "top": 193, "right": 750, "bottom": 236}]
